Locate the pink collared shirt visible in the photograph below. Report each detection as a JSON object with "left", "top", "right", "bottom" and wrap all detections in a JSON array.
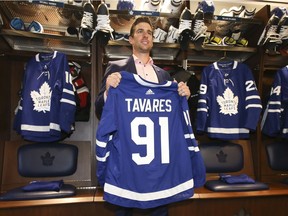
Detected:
[
  {"left": 104, "top": 55, "right": 159, "bottom": 101},
  {"left": 133, "top": 54, "right": 159, "bottom": 83}
]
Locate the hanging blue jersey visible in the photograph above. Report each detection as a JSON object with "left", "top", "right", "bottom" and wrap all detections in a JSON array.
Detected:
[
  {"left": 96, "top": 71, "right": 205, "bottom": 209},
  {"left": 197, "top": 61, "right": 262, "bottom": 139},
  {"left": 13, "top": 51, "right": 76, "bottom": 142},
  {"left": 261, "top": 66, "right": 288, "bottom": 138}
]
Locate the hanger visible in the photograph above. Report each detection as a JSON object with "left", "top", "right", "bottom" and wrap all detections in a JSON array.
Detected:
[
  {"left": 182, "top": 59, "right": 188, "bottom": 70},
  {"left": 46, "top": 39, "right": 55, "bottom": 54},
  {"left": 179, "top": 60, "right": 195, "bottom": 75},
  {"left": 217, "top": 51, "right": 233, "bottom": 62}
]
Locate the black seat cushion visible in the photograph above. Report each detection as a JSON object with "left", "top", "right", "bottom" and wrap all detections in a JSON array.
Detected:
[
  {"left": 18, "top": 142, "right": 78, "bottom": 177},
  {"left": 266, "top": 142, "right": 288, "bottom": 171},
  {"left": 205, "top": 180, "right": 269, "bottom": 192},
  {"left": 0, "top": 184, "right": 76, "bottom": 201},
  {"left": 199, "top": 142, "right": 243, "bottom": 173}
]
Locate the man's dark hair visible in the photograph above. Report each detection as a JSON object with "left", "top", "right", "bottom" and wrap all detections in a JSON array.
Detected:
[{"left": 129, "top": 16, "right": 153, "bottom": 36}]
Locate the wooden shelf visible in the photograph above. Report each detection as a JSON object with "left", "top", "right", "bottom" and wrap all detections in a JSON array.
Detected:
[
  {"left": 106, "top": 40, "right": 258, "bottom": 64},
  {"left": 0, "top": 29, "right": 90, "bottom": 57}
]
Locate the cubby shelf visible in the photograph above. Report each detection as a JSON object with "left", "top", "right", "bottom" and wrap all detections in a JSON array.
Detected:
[{"left": 0, "top": 29, "right": 90, "bottom": 57}]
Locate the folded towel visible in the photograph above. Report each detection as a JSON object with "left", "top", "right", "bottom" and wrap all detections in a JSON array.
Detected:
[
  {"left": 219, "top": 174, "right": 255, "bottom": 184},
  {"left": 22, "top": 180, "right": 64, "bottom": 192}
]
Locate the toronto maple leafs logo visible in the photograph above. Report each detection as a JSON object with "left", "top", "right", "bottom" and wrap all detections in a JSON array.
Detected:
[
  {"left": 30, "top": 82, "right": 52, "bottom": 113},
  {"left": 41, "top": 152, "right": 55, "bottom": 166},
  {"left": 216, "top": 150, "right": 227, "bottom": 163},
  {"left": 216, "top": 87, "right": 238, "bottom": 116}
]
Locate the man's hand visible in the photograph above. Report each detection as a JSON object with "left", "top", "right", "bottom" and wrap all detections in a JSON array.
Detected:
[
  {"left": 105, "top": 72, "right": 122, "bottom": 96},
  {"left": 177, "top": 81, "right": 191, "bottom": 100}
]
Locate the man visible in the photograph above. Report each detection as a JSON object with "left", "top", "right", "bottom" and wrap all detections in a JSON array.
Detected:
[
  {"left": 95, "top": 16, "right": 191, "bottom": 120},
  {"left": 95, "top": 17, "right": 193, "bottom": 216}
]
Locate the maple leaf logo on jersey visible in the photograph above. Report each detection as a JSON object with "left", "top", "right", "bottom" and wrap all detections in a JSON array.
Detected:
[
  {"left": 216, "top": 87, "right": 238, "bottom": 116},
  {"left": 30, "top": 82, "right": 52, "bottom": 113}
]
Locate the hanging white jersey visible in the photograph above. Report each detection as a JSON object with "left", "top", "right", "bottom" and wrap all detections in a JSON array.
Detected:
[
  {"left": 96, "top": 71, "right": 206, "bottom": 209},
  {"left": 261, "top": 66, "right": 288, "bottom": 138},
  {"left": 13, "top": 51, "right": 76, "bottom": 142},
  {"left": 197, "top": 61, "right": 262, "bottom": 139}
]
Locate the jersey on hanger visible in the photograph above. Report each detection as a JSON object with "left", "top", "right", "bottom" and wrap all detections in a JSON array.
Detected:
[
  {"left": 96, "top": 71, "right": 206, "bottom": 209},
  {"left": 196, "top": 61, "right": 262, "bottom": 139},
  {"left": 13, "top": 51, "right": 76, "bottom": 142},
  {"left": 261, "top": 66, "right": 288, "bottom": 138}
]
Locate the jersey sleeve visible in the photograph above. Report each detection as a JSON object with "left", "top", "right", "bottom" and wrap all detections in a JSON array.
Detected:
[
  {"left": 58, "top": 57, "right": 77, "bottom": 133},
  {"left": 243, "top": 68, "right": 262, "bottom": 131},
  {"left": 13, "top": 66, "right": 27, "bottom": 134},
  {"left": 95, "top": 90, "right": 117, "bottom": 186},
  {"left": 13, "top": 93, "right": 24, "bottom": 134},
  {"left": 196, "top": 68, "right": 209, "bottom": 134},
  {"left": 261, "top": 71, "right": 282, "bottom": 136},
  {"left": 181, "top": 98, "right": 206, "bottom": 188}
]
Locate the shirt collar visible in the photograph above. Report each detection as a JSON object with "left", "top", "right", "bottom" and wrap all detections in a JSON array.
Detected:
[{"left": 133, "top": 54, "right": 154, "bottom": 65}]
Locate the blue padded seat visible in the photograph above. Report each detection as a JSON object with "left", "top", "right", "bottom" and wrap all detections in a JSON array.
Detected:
[
  {"left": 266, "top": 142, "right": 288, "bottom": 184},
  {"left": 266, "top": 142, "right": 288, "bottom": 171},
  {"left": 200, "top": 142, "right": 269, "bottom": 192},
  {"left": 18, "top": 143, "right": 78, "bottom": 177},
  {"left": 0, "top": 143, "right": 78, "bottom": 201}
]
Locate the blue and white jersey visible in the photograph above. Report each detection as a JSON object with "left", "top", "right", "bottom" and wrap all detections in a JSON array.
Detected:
[
  {"left": 96, "top": 71, "right": 205, "bottom": 209},
  {"left": 197, "top": 61, "right": 262, "bottom": 139},
  {"left": 261, "top": 66, "right": 288, "bottom": 138},
  {"left": 13, "top": 51, "right": 76, "bottom": 142}
]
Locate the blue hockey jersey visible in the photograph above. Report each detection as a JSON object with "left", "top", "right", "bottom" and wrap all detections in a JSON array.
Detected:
[
  {"left": 96, "top": 71, "right": 206, "bottom": 209},
  {"left": 196, "top": 61, "right": 262, "bottom": 139},
  {"left": 261, "top": 66, "right": 288, "bottom": 138},
  {"left": 13, "top": 51, "right": 76, "bottom": 142}
]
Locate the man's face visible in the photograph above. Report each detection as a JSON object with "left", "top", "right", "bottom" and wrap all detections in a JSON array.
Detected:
[{"left": 129, "top": 22, "right": 153, "bottom": 54}]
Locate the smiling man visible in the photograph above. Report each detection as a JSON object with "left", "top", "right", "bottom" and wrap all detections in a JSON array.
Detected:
[{"left": 95, "top": 16, "right": 191, "bottom": 120}]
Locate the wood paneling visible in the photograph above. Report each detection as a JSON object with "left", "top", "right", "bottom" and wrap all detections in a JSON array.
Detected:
[
  {"left": 169, "top": 195, "right": 288, "bottom": 216},
  {"left": 0, "top": 56, "right": 11, "bottom": 140},
  {"left": 1, "top": 190, "right": 288, "bottom": 216}
]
